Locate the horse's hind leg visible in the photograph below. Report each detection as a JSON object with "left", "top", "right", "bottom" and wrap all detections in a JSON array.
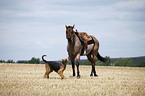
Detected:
[
  {"left": 87, "top": 54, "right": 93, "bottom": 76},
  {"left": 87, "top": 54, "right": 98, "bottom": 77},
  {"left": 92, "top": 55, "right": 98, "bottom": 76}
]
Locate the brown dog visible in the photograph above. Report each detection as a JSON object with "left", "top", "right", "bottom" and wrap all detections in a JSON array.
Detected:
[{"left": 42, "top": 55, "right": 69, "bottom": 79}]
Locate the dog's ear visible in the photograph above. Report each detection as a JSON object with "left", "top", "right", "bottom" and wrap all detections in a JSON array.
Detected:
[
  {"left": 65, "top": 58, "right": 69, "bottom": 62},
  {"left": 62, "top": 59, "right": 64, "bottom": 62},
  {"left": 65, "top": 58, "right": 69, "bottom": 64}
]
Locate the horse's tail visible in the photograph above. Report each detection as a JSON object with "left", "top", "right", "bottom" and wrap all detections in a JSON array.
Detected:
[
  {"left": 42, "top": 55, "right": 47, "bottom": 63},
  {"left": 97, "top": 53, "right": 108, "bottom": 63}
]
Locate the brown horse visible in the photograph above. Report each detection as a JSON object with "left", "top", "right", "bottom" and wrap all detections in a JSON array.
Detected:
[{"left": 65, "top": 25, "right": 107, "bottom": 78}]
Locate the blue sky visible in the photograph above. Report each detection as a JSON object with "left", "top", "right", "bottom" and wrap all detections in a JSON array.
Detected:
[{"left": 0, "top": 0, "right": 145, "bottom": 61}]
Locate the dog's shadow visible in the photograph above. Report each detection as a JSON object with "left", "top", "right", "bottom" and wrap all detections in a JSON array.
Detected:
[
  {"left": 46, "top": 77, "right": 62, "bottom": 79},
  {"left": 45, "top": 76, "right": 76, "bottom": 80}
]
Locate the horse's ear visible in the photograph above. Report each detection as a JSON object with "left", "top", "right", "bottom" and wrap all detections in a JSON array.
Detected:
[
  {"left": 72, "top": 24, "right": 75, "bottom": 28},
  {"left": 65, "top": 25, "right": 67, "bottom": 28}
]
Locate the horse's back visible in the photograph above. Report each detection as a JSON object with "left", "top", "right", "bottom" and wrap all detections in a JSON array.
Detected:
[{"left": 89, "top": 35, "right": 99, "bottom": 46}]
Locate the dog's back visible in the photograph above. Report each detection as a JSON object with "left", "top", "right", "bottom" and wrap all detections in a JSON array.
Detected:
[
  {"left": 46, "top": 61, "right": 61, "bottom": 72},
  {"left": 42, "top": 55, "right": 61, "bottom": 72}
]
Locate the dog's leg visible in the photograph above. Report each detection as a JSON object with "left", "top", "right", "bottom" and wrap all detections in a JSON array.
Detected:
[
  {"left": 58, "top": 66, "right": 65, "bottom": 79},
  {"left": 44, "top": 67, "right": 51, "bottom": 79},
  {"left": 58, "top": 71, "right": 65, "bottom": 79},
  {"left": 44, "top": 70, "right": 49, "bottom": 78},
  {"left": 47, "top": 69, "right": 53, "bottom": 79},
  {"left": 58, "top": 67, "right": 65, "bottom": 79},
  {"left": 44, "top": 64, "right": 49, "bottom": 78}
]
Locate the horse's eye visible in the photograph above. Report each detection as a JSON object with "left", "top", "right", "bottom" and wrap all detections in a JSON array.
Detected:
[{"left": 71, "top": 31, "right": 74, "bottom": 34}]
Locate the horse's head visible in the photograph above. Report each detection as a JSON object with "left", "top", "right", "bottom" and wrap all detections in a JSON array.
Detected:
[{"left": 65, "top": 25, "right": 75, "bottom": 42}]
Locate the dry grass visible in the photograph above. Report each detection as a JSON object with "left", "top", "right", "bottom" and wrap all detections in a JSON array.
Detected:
[{"left": 0, "top": 63, "right": 145, "bottom": 96}]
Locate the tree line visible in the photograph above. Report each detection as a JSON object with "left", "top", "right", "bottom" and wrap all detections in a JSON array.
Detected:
[
  {"left": 82, "top": 56, "right": 145, "bottom": 67},
  {"left": 1, "top": 56, "right": 145, "bottom": 67},
  {"left": 0, "top": 60, "right": 15, "bottom": 63},
  {"left": 0, "top": 57, "right": 40, "bottom": 64}
]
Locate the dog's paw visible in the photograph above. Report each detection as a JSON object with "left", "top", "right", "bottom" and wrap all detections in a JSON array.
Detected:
[{"left": 44, "top": 75, "right": 47, "bottom": 78}]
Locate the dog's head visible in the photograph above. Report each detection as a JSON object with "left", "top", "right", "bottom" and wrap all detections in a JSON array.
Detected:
[{"left": 62, "top": 58, "right": 69, "bottom": 64}]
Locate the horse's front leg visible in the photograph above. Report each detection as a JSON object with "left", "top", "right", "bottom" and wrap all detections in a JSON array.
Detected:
[
  {"left": 70, "top": 57, "right": 75, "bottom": 76},
  {"left": 76, "top": 54, "right": 80, "bottom": 78}
]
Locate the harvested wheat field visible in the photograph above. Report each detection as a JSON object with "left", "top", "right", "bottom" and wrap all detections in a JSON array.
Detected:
[{"left": 0, "top": 63, "right": 145, "bottom": 96}]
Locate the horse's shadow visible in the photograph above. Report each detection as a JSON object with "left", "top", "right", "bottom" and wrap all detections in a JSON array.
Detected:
[{"left": 46, "top": 75, "right": 98, "bottom": 80}]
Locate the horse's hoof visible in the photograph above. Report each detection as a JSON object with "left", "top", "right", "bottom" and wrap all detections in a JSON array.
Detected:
[
  {"left": 73, "top": 73, "right": 75, "bottom": 76},
  {"left": 90, "top": 74, "right": 93, "bottom": 77},
  {"left": 94, "top": 74, "right": 98, "bottom": 77},
  {"left": 77, "top": 75, "right": 81, "bottom": 79}
]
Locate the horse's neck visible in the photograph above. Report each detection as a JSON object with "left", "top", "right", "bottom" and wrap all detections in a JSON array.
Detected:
[
  {"left": 68, "top": 33, "right": 81, "bottom": 54},
  {"left": 72, "top": 33, "right": 80, "bottom": 46}
]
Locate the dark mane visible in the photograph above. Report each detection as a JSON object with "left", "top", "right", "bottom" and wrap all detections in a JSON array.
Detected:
[{"left": 67, "top": 26, "right": 73, "bottom": 28}]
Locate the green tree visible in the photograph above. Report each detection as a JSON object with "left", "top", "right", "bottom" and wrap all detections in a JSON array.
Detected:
[
  {"left": 105, "top": 56, "right": 111, "bottom": 66},
  {"left": 17, "top": 60, "right": 28, "bottom": 64},
  {"left": 6, "top": 60, "right": 15, "bottom": 63},
  {"left": 83, "top": 60, "right": 91, "bottom": 65},
  {"left": 0, "top": 60, "right": 5, "bottom": 63},
  {"left": 141, "top": 61, "right": 145, "bottom": 67},
  {"left": 96, "top": 60, "right": 103, "bottom": 66},
  {"left": 137, "top": 61, "right": 145, "bottom": 67},
  {"left": 28, "top": 57, "right": 40, "bottom": 64},
  {"left": 114, "top": 58, "right": 133, "bottom": 67},
  {"left": 95, "top": 56, "right": 111, "bottom": 66}
]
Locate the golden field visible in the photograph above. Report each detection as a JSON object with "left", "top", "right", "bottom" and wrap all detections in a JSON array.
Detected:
[{"left": 0, "top": 63, "right": 145, "bottom": 96}]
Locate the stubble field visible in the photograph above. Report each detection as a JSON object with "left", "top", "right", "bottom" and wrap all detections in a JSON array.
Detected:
[{"left": 0, "top": 63, "right": 145, "bottom": 96}]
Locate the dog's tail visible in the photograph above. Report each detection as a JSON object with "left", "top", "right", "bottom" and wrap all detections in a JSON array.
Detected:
[{"left": 42, "top": 55, "right": 47, "bottom": 63}]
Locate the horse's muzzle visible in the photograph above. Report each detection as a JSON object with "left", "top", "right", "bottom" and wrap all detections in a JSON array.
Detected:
[{"left": 67, "top": 37, "right": 72, "bottom": 41}]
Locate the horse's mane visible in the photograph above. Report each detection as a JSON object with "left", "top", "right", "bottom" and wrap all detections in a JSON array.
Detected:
[
  {"left": 67, "top": 26, "right": 73, "bottom": 28},
  {"left": 74, "top": 32, "right": 85, "bottom": 45}
]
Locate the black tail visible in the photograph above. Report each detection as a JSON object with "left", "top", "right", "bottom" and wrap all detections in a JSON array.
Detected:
[
  {"left": 97, "top": 53, "right": 108, "bottom": 63},
  {"left": 42, "top": 55, "right": 47, "bottom": 63}
]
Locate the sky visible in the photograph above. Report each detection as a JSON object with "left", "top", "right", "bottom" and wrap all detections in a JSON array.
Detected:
[{"left": 0, "top": 0, "right": 145, "bottom": 61}]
